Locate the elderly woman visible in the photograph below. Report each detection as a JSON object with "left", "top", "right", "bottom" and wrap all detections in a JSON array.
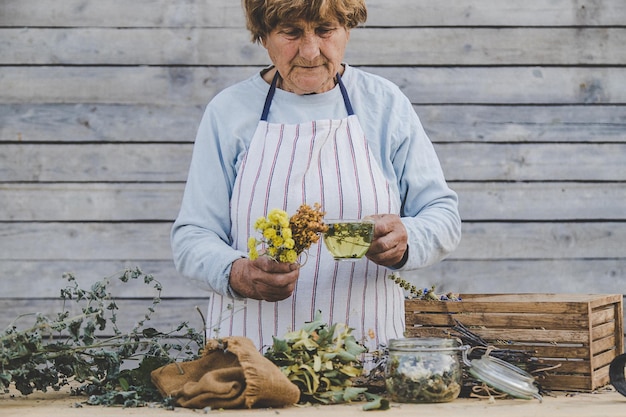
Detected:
[{"left": 171, "top": 0, "right": 461, "bottom": 351}]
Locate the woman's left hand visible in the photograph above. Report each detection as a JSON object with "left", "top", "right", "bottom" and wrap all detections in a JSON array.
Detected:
[{"left": 365, "top": 214, "right": 408, "bottom": 267}]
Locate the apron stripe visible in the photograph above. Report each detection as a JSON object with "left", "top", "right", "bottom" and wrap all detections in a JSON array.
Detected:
[
  {"left": 345, "top": 119, "right": 364, "bottom": 217},
  {"left": 263, "top": 125, "right": 284, "bottom": 213},
  {"left": 283, "top": 124, "right": 300, "bottom": 209},
  {"left": 360, "top": 123, "right": 380, "bottom": 214}
]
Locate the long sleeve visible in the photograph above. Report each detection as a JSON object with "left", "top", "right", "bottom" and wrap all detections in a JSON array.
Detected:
[
  {"left": 393, "top": 106, "right": 462, "bottom": 270},
  {"left": 171, "top": 111, "right": 244, "bottom": 296},
  {"left": 170, "top": 77, "right": 265, "bottom": 296}
]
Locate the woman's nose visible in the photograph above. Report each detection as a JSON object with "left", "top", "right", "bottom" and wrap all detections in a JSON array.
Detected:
[{"left": 298, "top": 34, "right": 321, "bottom": 61}]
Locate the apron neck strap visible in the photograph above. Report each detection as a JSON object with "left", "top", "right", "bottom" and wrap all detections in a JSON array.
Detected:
[
  {"left": 336, "top": 72, "right": 354, "bottom": 116},
  {"left": 260, "top": 71, "right": 354, "bottom": 121}
]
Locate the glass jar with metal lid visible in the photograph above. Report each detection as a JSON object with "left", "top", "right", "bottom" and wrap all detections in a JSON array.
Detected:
[{"left": 385, "top": 337, "right": 466, "bottom": 403}]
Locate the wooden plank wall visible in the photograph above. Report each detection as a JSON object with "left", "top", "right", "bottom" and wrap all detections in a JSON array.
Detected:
[{"left": 1, "top": 0, "right": 625, "bottom": 334}]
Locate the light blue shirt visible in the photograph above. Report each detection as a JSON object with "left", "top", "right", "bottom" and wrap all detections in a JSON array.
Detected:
[{"left": 171, "top": 65, "right": 462, "bottom": 295}]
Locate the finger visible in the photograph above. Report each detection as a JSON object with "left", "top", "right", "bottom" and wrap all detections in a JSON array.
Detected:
[
  {"left": 367, "top": 240, "right": 407, "bottom": 267},
  {"left": 255, "top": 256, "right": 298, "bottom": 273},
  {"left": 260, "top": 280, "right": 297, "bottom": 302}
]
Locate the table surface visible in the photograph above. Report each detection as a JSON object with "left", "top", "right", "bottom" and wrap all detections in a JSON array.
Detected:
[{"left": 2, "top": 387, "right": 626, "bottom": 417}]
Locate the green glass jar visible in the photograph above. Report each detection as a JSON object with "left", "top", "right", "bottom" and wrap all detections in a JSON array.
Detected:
[{"left": 385, "top": 337, "right": 465, "bottom": 403}]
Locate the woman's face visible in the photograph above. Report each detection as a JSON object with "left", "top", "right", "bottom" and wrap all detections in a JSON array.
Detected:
[{"left": 261, "top": 19, "right": 350, "bottom": 95}]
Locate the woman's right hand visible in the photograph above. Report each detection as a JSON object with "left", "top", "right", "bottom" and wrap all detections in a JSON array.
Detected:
[{"left": 229, "top": 257, "right": 300, "bottom": 302}]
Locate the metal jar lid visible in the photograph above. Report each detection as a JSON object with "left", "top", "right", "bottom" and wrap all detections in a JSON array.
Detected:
[{"left": 462, "top": 349, "right": 542, "bottom": 402}]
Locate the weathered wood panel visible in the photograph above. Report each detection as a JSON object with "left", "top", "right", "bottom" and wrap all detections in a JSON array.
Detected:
[
  {"left": 0, "top": 183, "right": 183, "bottom": 221},
  {"left": 455, "top": 182, "right": 626, "bottom": 220},
  {"left": 0, "top": 104, "right": 203, "bottom": 143},
  {"left": 3, "top": 143, "right": 624, "bottom": 182},
  {"left": 1, "top": 182, "right": 625, "bottom": 222},
  {"left": 412, "top": 259, "right": 626, "bottom": 295},
  {"left": 4, "top": 28, "right": 626, "bottom": 66},
  {"left": 3, "top": 66, "right": 626, "bottom": 105},
  {"left": 417, "top": 105, "right": 626, "bottom": 144},
  {"left": 1, "top": 0, "right": 624, "bottom": 338},
  {"left": 2, "top": 259, "right": 623, "bottom": 298},
  {"left": 2, "top": 104, "right": 625, "bottom": 144},
  {"left": 3, "top": 0, "right": 625, "bottom": 27},
  {"left": 1, "top": 222, "right": 623, "bottom": 261},
  {"left": 440, "top": 144, "right": 626, "bottom": 181},
  {"left": 1, "top": 144, "right": 192, "bottom": 182}
]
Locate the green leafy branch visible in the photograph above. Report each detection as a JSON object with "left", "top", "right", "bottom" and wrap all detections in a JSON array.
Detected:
[{"left": 0, "top": 267, "right": 204, "bottom": 407}]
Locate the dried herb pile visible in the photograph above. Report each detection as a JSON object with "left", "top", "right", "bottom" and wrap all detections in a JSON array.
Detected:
[{"left": 264, "top": 311, "right": 388, "bottom": 409}]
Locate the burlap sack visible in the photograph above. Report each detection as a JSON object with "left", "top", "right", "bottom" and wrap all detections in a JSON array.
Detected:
[{"left": 150, "top": 336, "right": 300, "bottom": 409}]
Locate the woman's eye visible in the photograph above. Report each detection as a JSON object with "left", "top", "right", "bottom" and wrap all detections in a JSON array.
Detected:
[
  {"left": 281, "top": 29, "right": 302, "bottom": 39},
  {"left": 316, "top": 27, "right": 335, "bottom": 37}
]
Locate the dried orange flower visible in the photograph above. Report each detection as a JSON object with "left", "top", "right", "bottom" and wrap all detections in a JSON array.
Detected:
[{"left": 289, "top": 203, "right": 328, "bottom": 255}]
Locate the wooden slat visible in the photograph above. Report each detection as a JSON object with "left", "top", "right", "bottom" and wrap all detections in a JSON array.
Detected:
[
  {"left": 406, "top": 259, "right": 626, "bottom": 296},
  {"left": 0, "top": 222, "right": 174, "bottom": 260},
  {"left": 1, "top": 259, "right": 625, "bottom": 300},
  {"left": 412, "top": 312, "right": 590, "bottom": 329},
  {"left": 452, "top": 222, "right": 626, "bottom": 259},
  {"left": 0, "top": 0, "right": 247, "bottom": 28},
  {"left": 407, "top": 326, "right": 590, "bottom": 343},
  {"left": 365, "top": 0, "right": 626, "bottom": 27},
  {"left": 591, "top": 347, "right": 617, "bottom": 370},
  {"left": 534, "top": 360, "right": 590, "bottom": 375},
  {"left": 0, "top": 28, "right": 267, "bottom": 66},
  {"left": 3, "top": 66, "right": 626, "bottom": 105},
  {"left": 538, "top": 373, "right": 595, "bottom": 391},
  {"left": 350, "top": 29, "right": 626, "bottom": 65},
  {"left": 591, "top": 307, "right": 615, "bottom": 327},
  {"left": 3, "top": 28, "right": 626, "bottom": 66},
  {"left": 3, "top": 0, "right": 625, "bottom": 27},
  {"left": 4, "top": 143, "right": 625, "bottom": 182},
  {"left": 2, "top": 182, "right": 625, "bottom": 222},
  {"left": 592, "top": 336, "right": 618, "bottom": 356},
  {"left": 3, "top": 104, "right": 625, "bottom": 144},
  {"left": 0, "top": 104, "right": 204, "bottom": 143},
  {"left": 492, "top": 344, "right": 590, "bottom": 359},
  {"left": 1, "top": 222, "right": 624, "bottom": 260},
  {"left": 454, "top": 182, "right": 626, "bottom": 220},
  {"left": 1, "top": 144, "right": 192, "bottom": 182},
  {"left": 472, "top": 329, "right": 589, "bottom": 344},
  {"left": 592, "top": 322, "right": 619, "bottom": 341},
  {"left": 0, "top": 183, "right": 184, "bottom": 221},
  {"left": 406, "top": 297, "right": 598, "bottom": 315},
  {"left": 417, "top": 105, "right": 626, "bottom": 143},
  {"left": 440, "top": 144, "right": 626, "bottom": 181}
]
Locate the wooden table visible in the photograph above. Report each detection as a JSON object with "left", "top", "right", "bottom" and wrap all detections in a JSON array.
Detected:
[{"left": 2, "top": 387, "right": 625, "bottom": 417}]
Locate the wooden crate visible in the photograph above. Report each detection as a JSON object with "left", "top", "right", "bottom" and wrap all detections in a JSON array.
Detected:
[{"left": 405, "top": 294, "right": 624, "bottom": 391}]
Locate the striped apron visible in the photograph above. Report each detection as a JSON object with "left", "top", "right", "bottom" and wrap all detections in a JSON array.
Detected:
[{"left": 207, "top": 73, "right": 405, "bottom": 352}]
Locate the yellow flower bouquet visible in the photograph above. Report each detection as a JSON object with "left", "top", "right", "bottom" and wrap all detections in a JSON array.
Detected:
[{"left": 247, "top": 203, "right": 328, "bottom": 263}]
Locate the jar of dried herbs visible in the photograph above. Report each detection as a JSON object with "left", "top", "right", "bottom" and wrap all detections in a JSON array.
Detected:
[{"left": 385, "top": 337, "right": 465, "bottom": 403}]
